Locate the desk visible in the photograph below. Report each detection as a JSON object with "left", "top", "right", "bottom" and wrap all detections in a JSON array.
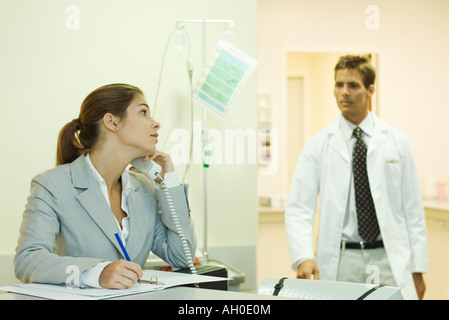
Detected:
[
  {"left": 0, "top": 286, "right": 292, "bottom": 300},
  {"left": 1, "top": 287, "right": 290, "bottom": 318}
]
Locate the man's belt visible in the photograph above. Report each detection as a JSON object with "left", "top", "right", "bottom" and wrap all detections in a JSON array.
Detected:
[{"left": 342, "top": 240, "right": 384, "bottom": 249}]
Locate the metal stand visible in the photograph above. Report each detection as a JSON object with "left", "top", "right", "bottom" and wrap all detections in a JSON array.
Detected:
[{"left": 175, "top": 19, "right": 234, "bottom": 265}]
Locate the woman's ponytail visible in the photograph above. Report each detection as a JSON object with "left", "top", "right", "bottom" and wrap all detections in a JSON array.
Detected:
[{"left": 56, "top": 118, "right": 82, "bottom": 165}]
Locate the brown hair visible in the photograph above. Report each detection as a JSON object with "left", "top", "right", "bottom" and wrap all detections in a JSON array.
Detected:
[
  {"left": 56, "top": 83, "right": 144, "bottom": 165},
  {"left": 334, "top": 54, "right": 376, "bottom": 89}
]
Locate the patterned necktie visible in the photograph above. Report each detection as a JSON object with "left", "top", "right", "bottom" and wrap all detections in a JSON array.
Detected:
[{"left": 353, "top": 127, "right": 380, "bottom": 243}]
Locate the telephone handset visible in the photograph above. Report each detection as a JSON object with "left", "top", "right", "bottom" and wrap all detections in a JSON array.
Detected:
[
  {"left": 130, "top": 157, "right": 197, "bottom": 275},
  {"left": 130, "top": 158, "right": 162, "bottom": 181}
]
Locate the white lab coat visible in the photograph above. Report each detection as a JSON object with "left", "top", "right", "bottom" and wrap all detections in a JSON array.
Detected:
[{"left": 285, "top": 113, "right": 428, "bottom": 300}]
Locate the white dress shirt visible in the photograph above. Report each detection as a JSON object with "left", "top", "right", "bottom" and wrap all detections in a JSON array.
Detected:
[{"left": 339, "top": 112, "right": 382, "bottom": 243}]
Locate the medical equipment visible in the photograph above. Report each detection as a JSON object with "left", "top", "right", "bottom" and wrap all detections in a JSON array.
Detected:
[
  {"left": 258, "top": 278, "right": 402, "bottom": 300},
  {"left": 174, "top": 19, "right": 236, "bottom": 265},
  {"left": 192, "top": 39, "right": 258, "bottom": 120},
  {"left": 153, "top": 19, "right": 256, "bottom": 266}
]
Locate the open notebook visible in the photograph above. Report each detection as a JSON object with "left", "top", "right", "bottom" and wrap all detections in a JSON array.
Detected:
[{"left": 0, "top": 270, "right": 229, "bottom": 300}]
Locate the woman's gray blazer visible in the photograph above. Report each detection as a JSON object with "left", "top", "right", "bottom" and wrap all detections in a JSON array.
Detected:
[{"left": 14, "top": 155, "right": 196, "bottom": 286}]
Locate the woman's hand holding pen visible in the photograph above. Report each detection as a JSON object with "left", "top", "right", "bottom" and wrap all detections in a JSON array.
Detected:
[{"left": 99, "top": 259, "right": 143, "bottom": 289}]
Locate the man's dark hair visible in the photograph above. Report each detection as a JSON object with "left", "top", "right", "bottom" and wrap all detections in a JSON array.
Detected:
[{"left": 334, "top": 55, "right": 376, "bottom": 88}]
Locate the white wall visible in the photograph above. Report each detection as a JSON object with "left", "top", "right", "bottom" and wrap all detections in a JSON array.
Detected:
[
  {"left": 0, "top": 0, "right": 258, "bottom": 286},
  {"left": 258, "top": 0, "right": 449, "bottom": 201}
]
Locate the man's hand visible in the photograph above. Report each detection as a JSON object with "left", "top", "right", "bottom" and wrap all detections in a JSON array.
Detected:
[
  {"left": 413, "top": 272, "right": 426, "bottom": 300},
  {"left": 297, "top": 259, "right": 320, "bottom": 280}
]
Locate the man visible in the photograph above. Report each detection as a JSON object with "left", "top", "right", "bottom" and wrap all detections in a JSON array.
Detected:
[{"left": 285, "top": 55, "right": 428, "bottom": 299}]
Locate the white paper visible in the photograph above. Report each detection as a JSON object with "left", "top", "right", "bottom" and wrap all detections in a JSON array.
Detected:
[{"left": 0, "top": 270, "right": 229, "bottom": 300}]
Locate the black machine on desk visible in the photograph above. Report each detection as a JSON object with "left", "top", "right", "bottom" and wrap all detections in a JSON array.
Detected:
[{"left": 175, "top": 265, "right": 228, "bottom": 291}]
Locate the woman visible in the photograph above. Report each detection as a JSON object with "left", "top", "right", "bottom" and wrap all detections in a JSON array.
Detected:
[{"left": 14, "top": 83, "right": 196, "bottom": 289}]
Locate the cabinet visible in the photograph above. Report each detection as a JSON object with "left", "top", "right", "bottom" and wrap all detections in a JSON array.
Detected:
[
  {"left": 423, "top": 201, "right": 449, "bottom": 300},
  {"left": 257, "top": 94, "right": 273, "bottom": 169}
]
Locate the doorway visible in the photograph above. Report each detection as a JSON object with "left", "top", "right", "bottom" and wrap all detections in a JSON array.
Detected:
[{"left": 256, "top": 51, "right": 379, "bottom": 286}]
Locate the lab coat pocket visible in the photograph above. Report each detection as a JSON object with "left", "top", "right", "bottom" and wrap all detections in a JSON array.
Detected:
[{"left": 384, "top": 159, "right": 401, "bottom": 188}]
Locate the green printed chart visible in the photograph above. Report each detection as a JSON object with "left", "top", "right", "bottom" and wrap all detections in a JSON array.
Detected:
[{"left": 193, "top": 39, "right": 258, "bottom": 119}]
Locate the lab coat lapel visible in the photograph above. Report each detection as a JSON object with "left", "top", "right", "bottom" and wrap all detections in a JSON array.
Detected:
[
  {"left": 70, "top": 156, "right": 125, "bottom": 257},
  {"left": 367, "top": 114, "right": 387, "bottom": 157},
  {"left": 366, "top": 115, "right": 388, "bottom": 200},
  {"left": 327, "top": 118, "right": 350, "bottom": 163}
]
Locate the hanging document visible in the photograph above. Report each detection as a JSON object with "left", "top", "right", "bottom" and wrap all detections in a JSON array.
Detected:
[{"left": 193, "top": 39, "right": 258, "bottom": 119}]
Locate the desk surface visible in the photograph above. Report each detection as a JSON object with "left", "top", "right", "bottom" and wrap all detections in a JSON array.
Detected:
[{"left": 0, "top": 286, "right": 292, "bottom": 300}]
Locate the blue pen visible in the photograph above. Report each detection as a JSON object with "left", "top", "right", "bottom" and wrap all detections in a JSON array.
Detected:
[
  {"left": 114, "top": 232, "right": 140, "bottom": 283},
  {"left": 114, "top": 232, "right": 131, "bottom": 261}
]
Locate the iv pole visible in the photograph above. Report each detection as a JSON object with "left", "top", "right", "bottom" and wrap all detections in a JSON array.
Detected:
[{"left": 175, "top": 19, "right": 234, "bottom": 265}]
